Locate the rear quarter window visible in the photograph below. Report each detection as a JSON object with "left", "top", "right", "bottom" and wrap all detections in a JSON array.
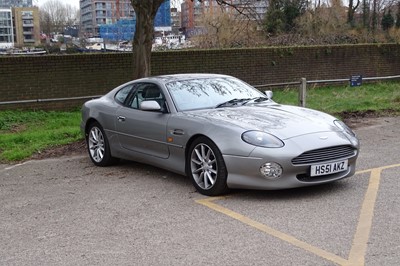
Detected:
[{"left": 115, "top": 85, "right": 133, "bottom": 105}]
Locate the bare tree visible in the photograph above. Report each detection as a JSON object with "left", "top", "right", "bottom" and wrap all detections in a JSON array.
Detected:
[
  {"left": 358, "top": 0, "right": 397, "bottom": 30},
  {"left": 265, "top": 0, "right": 308, "bottom": 34},
  {"left": 64, "top": 4, "right": 79, "bottom": 27},
  {"left": 362, "top": 0, "right": 370, "bottom": 28},
  {"left": 297, "top": 0, "right": 348, "bottom": 37},
  {"left": 348, "top": 0, "right": 360, "bottom": 26},
  {"left": 39, "top": 0, "right": 78, "bottom": 35},
  {"left": 192, "top": 6, "right": 262, "bottom": 48}
]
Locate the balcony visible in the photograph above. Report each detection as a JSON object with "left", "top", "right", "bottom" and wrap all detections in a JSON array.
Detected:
[
  {"left": 95, "top": 11, "right": 107, "bottom": 18},
  {"left": 23, "top": 20, "right": 34, "bottom": 27},
  {"left": 80, "top": 0, "right": 91, "bottom": 9}
]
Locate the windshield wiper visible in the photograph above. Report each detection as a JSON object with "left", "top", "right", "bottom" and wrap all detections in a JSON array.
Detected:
[
  {"left": 215, "top": 98, "right": 251, "bottom": 108},
  {"left": 215, "top": 97, "right": 271, "bottom": 108},
  {"left": 247, "top": 96, "right": 270, "bottom": 103}
]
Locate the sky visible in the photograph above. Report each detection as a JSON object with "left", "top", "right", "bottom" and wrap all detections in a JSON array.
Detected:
[{"left": 36, "top": 0, "right": 80, "bottom": 9}]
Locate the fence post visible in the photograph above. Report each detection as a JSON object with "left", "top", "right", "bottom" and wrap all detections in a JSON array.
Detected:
[{"left": 299, "top": 78, "right": 307, "bottom": 107}]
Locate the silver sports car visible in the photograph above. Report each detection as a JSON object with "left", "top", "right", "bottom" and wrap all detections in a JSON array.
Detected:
[{"left": 81, "top": 74, "right": 359, "bottom": 196}]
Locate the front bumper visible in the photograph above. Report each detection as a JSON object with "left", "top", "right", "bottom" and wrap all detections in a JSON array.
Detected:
[{"left": 223, "top": 132, "right": 359, "bottom": 190}]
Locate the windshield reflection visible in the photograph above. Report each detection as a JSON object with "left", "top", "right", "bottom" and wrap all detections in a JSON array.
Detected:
[{"left": 165, "top": 77, "right": 264, "bottom": 111}]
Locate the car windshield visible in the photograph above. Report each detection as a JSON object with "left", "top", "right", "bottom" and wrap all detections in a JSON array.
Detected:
[{"left": 165, "top": 77, "right": 265, "bottom": 111}]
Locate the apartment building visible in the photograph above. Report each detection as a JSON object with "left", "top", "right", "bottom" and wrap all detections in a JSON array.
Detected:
[
  {"left": 181, "top": 0, "right": 268, "bottom": 36},
  {"left": 0, "top": 0, "right": 32, "bottom": 8},
  {"left": 0, "top": 0, "right": 39, "bottom": 48},
  {"left": 170, "top": 7, "right": 181, "bottom": 34},
  {"left": 0, "top": 8, "right": 13, "bottom": 48},
  {"left": 12, "top": 6, "right": 40, "bottom": 47},
  {"left": 80, "top": 0, "right": 134, "bottom": 37}
]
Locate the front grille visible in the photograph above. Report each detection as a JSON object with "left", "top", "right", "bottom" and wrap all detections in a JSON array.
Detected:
[{"left": 291, "top": 145, "right": 356, "bottom": 165}]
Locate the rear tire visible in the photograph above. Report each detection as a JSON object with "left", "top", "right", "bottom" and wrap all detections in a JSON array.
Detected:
[
  {"left": 86, "top": 122, "right": 118, "bottom": 166},
  {"left": 187, "top": 137, "right": 229, "bottom": 196}
]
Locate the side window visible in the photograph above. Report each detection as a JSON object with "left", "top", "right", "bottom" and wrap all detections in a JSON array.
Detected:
[
  {"left": 129, "top": 83, "right": 165, "bottom": 111},
  {"left": 129, "top": 85, "right": 145, "bottom": 109},
  {"left": 114, "top": 85, "right": 134, "bottom": 105}
]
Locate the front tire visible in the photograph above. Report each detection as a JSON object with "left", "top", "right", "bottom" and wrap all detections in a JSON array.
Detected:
[
  {"left": 86, "top": 122, "right": 118, "bottom": 166},
  {"left": 187, "top": 137, "right": 229, "bottom": 196}
]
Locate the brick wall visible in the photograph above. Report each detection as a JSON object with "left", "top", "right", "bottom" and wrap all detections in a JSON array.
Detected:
[{"left": 1, "top": 44, "right": 399, "bottom": 110}]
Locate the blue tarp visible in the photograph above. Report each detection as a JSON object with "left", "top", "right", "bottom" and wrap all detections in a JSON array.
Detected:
[{"left": 100, "top": 0, "right": 171, "bottom": 41}]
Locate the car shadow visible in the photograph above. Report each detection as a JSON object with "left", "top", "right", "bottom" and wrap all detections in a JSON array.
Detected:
[
  {"left": 112, "top": 159, "right": 193, "bottom": 185},
  {"left": 228, "top": 180, "right": 353, "bottom": 201}
]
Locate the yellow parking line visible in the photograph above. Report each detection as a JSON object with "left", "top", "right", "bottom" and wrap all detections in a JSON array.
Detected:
[
  {"left": 196, "top": 197, "right": 348, "bottom": 265},
  {"left": 355, "top": 169, "right": 373, "bottom": 174},
  {"left": 346, "top": 168, "right": 382, "bottom": 266},
  {"left": 197, "top": 163, "right": 400, "bottom": 266},
  {"left": 356, "top": 163, "right": 400, "bottom": 174}
]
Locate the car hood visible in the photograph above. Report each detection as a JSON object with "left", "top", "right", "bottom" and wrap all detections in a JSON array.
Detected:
[{"left": 184, "top": 104, "right": 339, "bottom": 140}]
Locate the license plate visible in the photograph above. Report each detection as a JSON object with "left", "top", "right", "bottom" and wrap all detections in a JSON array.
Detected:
[{"left": 310, "top": 160, "right": 348, "bottom": 177}]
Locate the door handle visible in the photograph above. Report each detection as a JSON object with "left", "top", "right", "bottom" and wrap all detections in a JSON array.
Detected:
[
  {"left": 117, "top": 116, "right": 126, "bottom": 122},
  {"left": 171, "top": 129, "right": 185, "bottom": 136}
]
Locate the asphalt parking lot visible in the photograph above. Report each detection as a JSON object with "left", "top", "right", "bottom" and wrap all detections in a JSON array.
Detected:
[{"left": 1, "top": 117, "right": 399, "bottom": 266}]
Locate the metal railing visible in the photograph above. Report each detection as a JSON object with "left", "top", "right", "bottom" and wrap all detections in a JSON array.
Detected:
[
  {"left": 1, "top": 75, "right": 399, "bottom": 108},
  {"left": 0, "top": 95, "right": 103, "bottom": 106}
]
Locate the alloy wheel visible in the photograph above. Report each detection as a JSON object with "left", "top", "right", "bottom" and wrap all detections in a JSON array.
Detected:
[
  {"left": 88, "top": 126, "right": 105, "bottom": 163},
  {"left": 190, "top": 143, "right": 218, "bottom": 190}
]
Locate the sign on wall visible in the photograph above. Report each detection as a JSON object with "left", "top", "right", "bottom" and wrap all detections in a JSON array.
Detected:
[{"left": 350, "top": 75, "right": 362, "bottom": 87}]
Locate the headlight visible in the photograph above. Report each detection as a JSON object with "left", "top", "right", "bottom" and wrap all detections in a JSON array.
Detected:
[
  {"left": 334, "top": 120, "right": 359, "bottom": 147},
  {"left": 241, "top": 131, "right": 284, "bottom": 148},
  {"left": 334, "top": 120, "right": 356, "bottom": 137}
]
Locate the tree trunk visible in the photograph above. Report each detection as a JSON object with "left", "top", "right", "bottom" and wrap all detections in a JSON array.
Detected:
[
  {"left": 132, "top": 8, "right": 154, "bottom": 79},
  {"left": 362, "top": 0, "right": 369, "bottom": 29},
  {"left": 348, "top": 0, "right": 360, "bottom": 27},
  {"left": 372, "top": 0, "right": 377, "bottom": 32},
  {"left": 131, "top": 1, "right": 164, "bottom": 79}
]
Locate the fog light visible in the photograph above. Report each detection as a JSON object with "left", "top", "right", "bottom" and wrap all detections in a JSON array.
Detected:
[{"left": 260, "top": 162, "right": 283, "bottom": 179}]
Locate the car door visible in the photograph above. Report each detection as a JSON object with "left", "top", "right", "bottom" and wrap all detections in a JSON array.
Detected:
[{"left": 115, "top": 83, "right": 170, "bottom": 159}]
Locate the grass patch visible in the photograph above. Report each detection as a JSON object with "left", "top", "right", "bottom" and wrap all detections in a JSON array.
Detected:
[
  {"left": 272, "top": 81, "right": 400, "bottom": 116},
  {"left": 0, "top": 110, "right": 82, "bottom": 161}
]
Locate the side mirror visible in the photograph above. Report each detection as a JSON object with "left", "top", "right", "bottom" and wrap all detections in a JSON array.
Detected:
[
  {"left": 264, "top": 90, "right": 273, "bottom": 99},
  {"left": 140, "top": 100, "right": 161, "bottom": 111}
]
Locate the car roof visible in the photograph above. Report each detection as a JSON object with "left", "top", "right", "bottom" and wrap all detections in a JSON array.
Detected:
[{"left": 137, "top": 73, "right": 233, "bottom": 83}]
